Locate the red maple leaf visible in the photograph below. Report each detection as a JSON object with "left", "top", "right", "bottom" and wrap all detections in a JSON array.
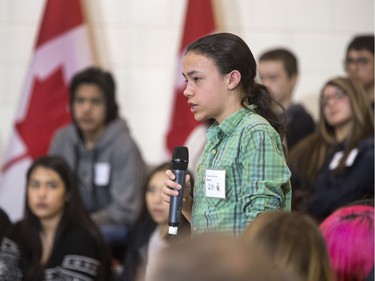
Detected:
[{"left": 15, "top": 67, "right": 71, "bottom": 160}]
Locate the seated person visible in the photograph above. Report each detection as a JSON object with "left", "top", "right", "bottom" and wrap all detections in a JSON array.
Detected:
[
  {"left": 258, "top": 48, "right": 315, "bottom": 150},
  {"left": 0, "top": 156, "right": 113, "bottom": 280},
  {"left": 242, "top": 210, "right": 334, "bottom": 281},
  {"left": 288, "top": 77, "right": 374, "bottom": 221},
  {"left": 119, "top": 162, "right": 191, "bottom": 281},
  {"left": 0, "top": 208, "right": 11, "bottom": 243},
  {"left": 344, "top": 35, "right": 374, "bottom": 109},
  {"left": 49, "top": 67, "right": 146, "bottom": 250},
  {"left": 320, "top": 205, "right": 374, "bottom": 281}
]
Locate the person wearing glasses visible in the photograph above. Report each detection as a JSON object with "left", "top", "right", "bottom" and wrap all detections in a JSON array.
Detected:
[
  {"left": 344, "top": 35, "right": 374, "bottom": 109},
  {"left": 287, "top": 77, "right": 374, "bottom": 222}
]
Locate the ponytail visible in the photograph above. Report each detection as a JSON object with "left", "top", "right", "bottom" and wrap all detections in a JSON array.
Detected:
[{"left": 241, "top": 82, "right": 286, "bottom": 139}]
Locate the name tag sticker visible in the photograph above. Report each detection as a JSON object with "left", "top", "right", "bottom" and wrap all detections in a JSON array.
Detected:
[
  {"left": 95, "top": 163, "right": 111, "bottom": 186},
  {"left": 345, "top": 148, "right": 358, "bottom": 167},
  {"left": 329, "top": 151, "right": 343, "bottom": 170},
  {"left": 205, "top": 169, "right": 226, "bottom": 198}
]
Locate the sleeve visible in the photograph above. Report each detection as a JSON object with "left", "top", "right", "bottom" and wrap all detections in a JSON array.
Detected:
[
  {"left": 0, "top": 229, "right": 23, "bottom": 281},
  {"left": 240, "top": 127, "right": 292, "bottom": 223},
  {"left": 45, "top": 230, "right": 105, "bottom": 281},
  {"left": 91, "top": 137, "right": 147, "bottom": 226}
]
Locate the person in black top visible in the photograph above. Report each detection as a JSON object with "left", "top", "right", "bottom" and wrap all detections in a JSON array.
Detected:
[
  {"left": 119, "top": 162, "right": 192, "bottom": 281},
  {"left": 0, "top": 156, "right": 113, "bottom": 281},
  {"left": 0, "top": 208, "right": 11, "bottom": 243},
  {"left": 288, "top": 77, "right": 374, "bottom": 222},
  {"left": 258, "top": 48, "right": 315, "bottom": 150},
  {"left": 344, "top": 35, "right": 374, "bottom": 109}
]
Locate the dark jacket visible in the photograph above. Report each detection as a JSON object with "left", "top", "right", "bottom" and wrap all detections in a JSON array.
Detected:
[{"left": 307, "top": 137, "right": 374, "bottom": 222}]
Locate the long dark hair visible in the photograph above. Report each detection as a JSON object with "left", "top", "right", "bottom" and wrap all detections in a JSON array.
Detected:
[
  {"left": 186, "top": 32, "right": 286, "bottom": 138},
  {"left": 20, "top": 156, "right": 113, "bottom": 280},
  {"left": 120, "top": 162, "right": 193, "bottom": 281}
]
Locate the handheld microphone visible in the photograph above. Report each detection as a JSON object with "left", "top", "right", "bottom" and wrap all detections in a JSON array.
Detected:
[{"left": 168, "top": 146, "right": 189, "bottom": 235}]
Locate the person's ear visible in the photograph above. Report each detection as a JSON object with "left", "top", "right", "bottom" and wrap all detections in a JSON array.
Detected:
[
  {"left": 290, "top": 74, "right": 298, "bottom": 88},
  {"left": 227, "top": 70, "right": 241, "bottom": 90}
]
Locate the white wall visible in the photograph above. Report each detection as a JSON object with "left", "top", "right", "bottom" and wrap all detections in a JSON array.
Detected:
[{"left": 0, "top": 0, "right": 373, "bottom": 166}]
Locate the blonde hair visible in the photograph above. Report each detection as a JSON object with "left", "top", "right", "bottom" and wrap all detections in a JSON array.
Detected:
[
  {"left": 151, "top": 234, "right": 301, "bottom": 281},
  {"left": 243, "top": 211, "right": 334, "bottom": 281}
]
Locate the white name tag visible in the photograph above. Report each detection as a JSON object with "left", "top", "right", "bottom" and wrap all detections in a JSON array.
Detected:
[
  {"left": 329, "top": 148, "right": 359, "bottom": 170},
  {"left": 205, "top": 169, "right": 226, "bottom": 198},
  {"left": 95, "top": 162, "right": 111, "bottom": 186}
]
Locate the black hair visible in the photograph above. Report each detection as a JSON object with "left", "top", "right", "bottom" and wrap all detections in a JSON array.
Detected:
[
  {"left": 69, "top": 67, "right": 119, "bottom": 124},
  {"left": 20, "top": 155, "right": 113, "bottom": 280},
  {"left": 346, "top": 35, "right": 374, "bottom": 55},
  {"left": 186, "top": 32, "right": 286, "bottom": 138}
]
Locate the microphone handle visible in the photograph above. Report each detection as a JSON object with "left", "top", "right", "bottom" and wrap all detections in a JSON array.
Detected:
[{"left": 168, "top": 169, "right": 186, "bottom": 227}]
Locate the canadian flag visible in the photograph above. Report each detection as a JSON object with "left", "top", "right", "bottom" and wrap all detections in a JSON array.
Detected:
[
  {"left": 0, "top": 0, "right": 94, "bottom": 221},
  {"left": 166, "top": 0, "right": 216, "bottom": 172}
]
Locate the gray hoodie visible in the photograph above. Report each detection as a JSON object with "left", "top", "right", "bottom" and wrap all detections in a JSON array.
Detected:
[{"left": 49, "top": 118, "right": 146, "bottom": 227}]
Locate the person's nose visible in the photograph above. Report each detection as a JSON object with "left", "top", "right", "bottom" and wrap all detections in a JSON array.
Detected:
[
  {"left": 183, "top": 83, "right": 193, "bottom": 97},
  {"left": 37, "top": 186, "right": 47, "bottom": 198}
]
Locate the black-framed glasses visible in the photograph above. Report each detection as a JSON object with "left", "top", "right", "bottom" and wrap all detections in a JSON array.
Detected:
[
  {"left": 344, "top": 57, "right": 370, "bottom": 68},
  {"left": 321, "top": 90, "right": 347, "bottom": 107}
]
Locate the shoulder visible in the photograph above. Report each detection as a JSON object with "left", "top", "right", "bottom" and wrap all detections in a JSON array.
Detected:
[
  {"left": 240, "top": 111, "right": 274, "bottom": 131},
  {"left": 287, "top": 104, "right": 309, "bottom": 115},
  {"left": 355, "top": 137, "right": 374, "bottom": 161},
  {"left": 51, "top": 124, "right": 77, "bottom": 143},
  {"left": 357, "top": 137, "right": 374, "bottom": 150},
  {"left": 3, "top": 221, "right": 22, "bottom": 241}
]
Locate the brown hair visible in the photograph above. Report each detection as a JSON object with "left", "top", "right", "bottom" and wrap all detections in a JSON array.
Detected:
[
  {"left": 151, "top": 234, "right": 301, "bottom": 281},
  {"left": 288, "top": 77, "right": 374, "bottom": 186},
  {"left": 242, "top": 211, "right": 334, "bottom": 281}
]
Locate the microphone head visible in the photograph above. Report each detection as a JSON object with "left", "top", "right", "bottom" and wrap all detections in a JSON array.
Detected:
[{"left": 172, "top": 146, "right": 189, "bottom": 170}]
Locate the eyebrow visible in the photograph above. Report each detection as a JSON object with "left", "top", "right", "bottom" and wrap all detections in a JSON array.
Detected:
[{"left": 183, "top": 70, "right": 199, "bottom": 78}]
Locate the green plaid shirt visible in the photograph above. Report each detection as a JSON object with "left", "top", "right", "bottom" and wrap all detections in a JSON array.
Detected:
[{"left": 191, "top": 106, "right": 291, "bottom": 236}]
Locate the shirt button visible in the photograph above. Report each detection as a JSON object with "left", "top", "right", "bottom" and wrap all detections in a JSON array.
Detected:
[{"left": 212, "top": 149, "right": 217, "bottom": 155}]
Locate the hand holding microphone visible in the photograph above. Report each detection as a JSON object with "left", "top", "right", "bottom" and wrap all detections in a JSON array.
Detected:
[{"left": 163, "top": 146, "right": 191, "bottom": 235}]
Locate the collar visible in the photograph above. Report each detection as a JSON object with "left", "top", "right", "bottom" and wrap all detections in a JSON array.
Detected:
[{"left": 207, "top": 105, "right": 256, "bottom": 140}]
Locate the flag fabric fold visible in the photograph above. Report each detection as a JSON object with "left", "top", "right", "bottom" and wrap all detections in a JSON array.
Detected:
[
  {"left": 0, "top": 0, "right": 94, "bottom": 221},
  {"left": 166, "top": 0, "right": 216, "bottom": 173}
]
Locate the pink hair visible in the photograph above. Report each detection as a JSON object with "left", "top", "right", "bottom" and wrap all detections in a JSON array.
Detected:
[{"left": 320, "top": 205, "right": 374, "bottom": 281}]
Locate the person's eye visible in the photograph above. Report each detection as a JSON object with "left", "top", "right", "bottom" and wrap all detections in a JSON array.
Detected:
[
  {"left": 47, "top": 182, "right": 58, "bottom": 189},
  {"left": 29, "top": 181, "right": 39, "bottom": 189},
  {"left": 193, "top": 77, "right": 201, "bottom": 82},
  {"left": 92, "top": 99, "right": 103, "bottom": 106},
  {"left": 336, "top": 91, "right": 346, "bottom": 99},
  {"left": 74, "top": 97, "right": 84, "bottom": 104},
  {"left": 357, "top": 58, "right": 369, "bottom": 66}
]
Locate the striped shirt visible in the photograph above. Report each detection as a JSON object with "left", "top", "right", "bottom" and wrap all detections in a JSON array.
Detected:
[{"left": 191, "top": 106, "right": 291, "bottom": 237}]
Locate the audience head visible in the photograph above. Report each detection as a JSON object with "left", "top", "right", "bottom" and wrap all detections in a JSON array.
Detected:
[
  {"left": 318, "top": 76, "right": 374, "bottom": 143},
  {"left": 151, "top": 234, "right": 300, "bottom": 281},
  {"left": 344, "top": 35, "right": 374, "bottom": 98},
  {"left": 69, "top": 67, "right": 119, "bottom": 130},
  {"left": 25, "top": 155, "right": 85, "bottom": 224},
  {"left": 258, "top": 48, "right": 298, "bottom": 106},
  {"left": 242, "top": 211, "right": 334, "bottom": 281},
  {"left": 145, "top": 162, "right": 174, "bottom": 226},
  {"left": 23, "top": 155, "right": 113, "bottom": 279},
  {"left": 320, "top": 205, "right": 374, "bottom": 281}
]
